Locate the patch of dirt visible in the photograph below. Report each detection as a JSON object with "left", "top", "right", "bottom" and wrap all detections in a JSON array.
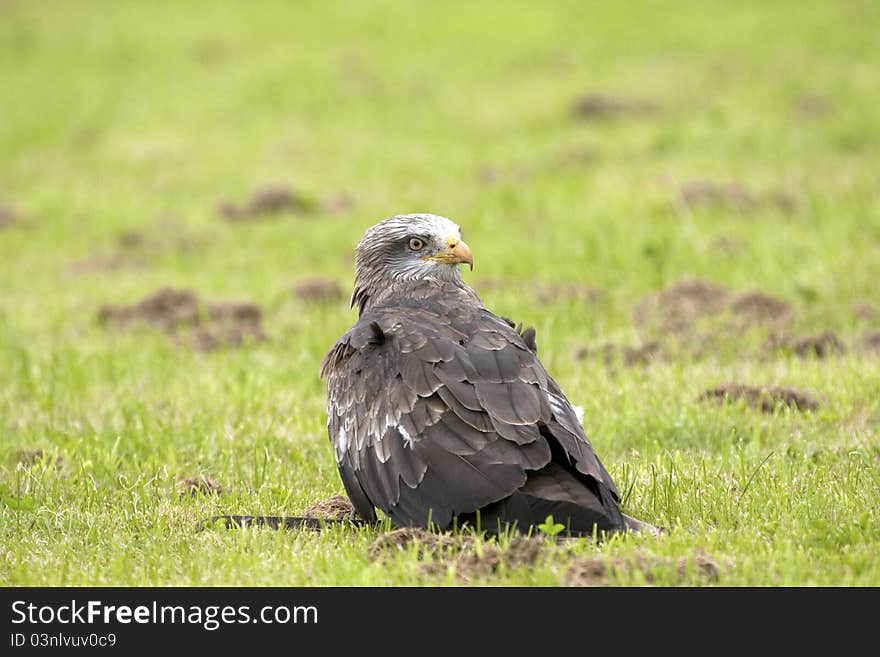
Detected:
[
  {"left": 859, "top": 331, "right": 880, "bottom": 354},
  {"left": 552, "top": 146, "right": 595, "bottom": 171},
  {"left": 192, "top": 301, "right": 266, "bottom": 351},
  {"left": 193, "top": 39, "right": 228, "bottom": 66},
  {"left": 700, "top": 383, "right": 820, "bottom": 413},
  {"left": 677, "top": 181, "right": 756, "bottom": 212},
  {"left": 566, "top": 552, "right": 720, "bottom": 586},
  {"left": 769, "top": 190, "right": 799, "bottom": 213},
  {"left": 853, "top": 302, "right": 878, "bottom": 322},
  {"left": 683, "top": 554, "right": 721, "bottom": 581},
  {"left": 503, "top": 535, "right": 545, "bottom": 567},
  {"left": 575, "top": 341, "right": 660, "bottom": 367},
  {"left": 116, "top": 230, "right": 145, "bottom": 249},
  {"left": 72, "top": 220, "right": 215, "bottom": 276},
  {"left": 69, "top": 253, "right": 144, "bottom": 275},
  {"left": 474, "top": 163, "right": 533, "bottom": 186},
  {"left": 303, "top": 495, "right": 353, "bottom": 520},
  {"left": 194, "top": 301, "right": 266, "bottom": 352},
  {"left": 531, "top": 281, "right": 604, "bottom": 305},
  {"left": 430, "top": 544, "right": 503, "bottom": 579},
  {"left": 795, "top": 94, "right": 833, "bottom": 117},
  {"left": 99, "top": 288, "right": 201, "bottom": 332},
  {"left": 477, "top": 166, "right": 502, "bottom": 184},
  {"left": 293, "top": 277, "right": 345, "bottom": 304},
  {"left": 176, "top": 476, "right": 227, "bottom": 498},
  {"left": 794, "top": 331, "right": 847, "bottom": 358},
  {"left": 152, "top": 215, "right": 215, "bottom": 254},
  {"left": 634, "top": 279, "right": 732, "bottom": 334},
  {"left": 207, "top": 300, "right": 263, "bottom": 326},
  {"left": 368, "top": 529, "right": 546, "bottom": 580},
  {"left": 635, "top": 280, "right": 790, "bottom": 336},
  {"left": 572, "top": 93, "right": 658, "bottom": 119},
  {"left": 566, "top": 555, "right": 608, "bottom": 586},
  {"left": 367, "top": 528, "right": 461, "bottom": 561},
  {"left": 729, "top": 291, "right": 790, "bottom": 323},
  {"left": 420, "top": 535, "right": 545, "bottom": 580},
  {"left": 218, "top": 184, "right": 313, "bottom": 221},
  {"left": 476, "top": 148, "right": 594, "bottom": 186},
  {"left": 712, "top": 237, "right": 746, "bottom": 255},
  {"left": 0, "top": 203, "right": 18, "bottom": 229},
  {"left": 15, "top": 449, "right": 64, "bottom": 469},
  {"left": 676, "top": 181, "right": 798, "bottom": 214},
  {"left": 768, "top": 331, "right": 847, "bottom": 359},
  {"left": 99, "top": 288, "right": 266, "bottom": 350}
]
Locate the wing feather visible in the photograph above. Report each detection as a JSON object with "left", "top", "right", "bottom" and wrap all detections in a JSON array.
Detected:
[{"left": 322, "top": 280, "right": 623, "bottom": 531}]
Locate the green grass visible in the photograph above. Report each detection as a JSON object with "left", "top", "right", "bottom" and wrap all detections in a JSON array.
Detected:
[{"left": 2, "top": 0, "right": 879, "bottom": 586}]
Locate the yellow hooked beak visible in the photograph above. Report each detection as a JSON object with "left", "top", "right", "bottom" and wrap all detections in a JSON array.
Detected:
[{"left": 423, "top": 236, "right": 474, "bottom": 270}]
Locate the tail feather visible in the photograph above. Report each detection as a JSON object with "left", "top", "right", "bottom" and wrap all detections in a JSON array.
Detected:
[{"left": 457, "top": 463, "right": 627, "bottom": 537}]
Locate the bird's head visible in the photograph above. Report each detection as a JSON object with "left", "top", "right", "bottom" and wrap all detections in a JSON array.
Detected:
[{"left": 351, "top": 213, "right": 474, "bottom": 312}]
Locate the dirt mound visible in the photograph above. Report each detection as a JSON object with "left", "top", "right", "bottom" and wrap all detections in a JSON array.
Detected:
[
  {"left": 16, "top": 448, "right": 64, "bottom": 469},
  {"left": 303, "top": 495, "right": 353, "bottom": 520},
  {"left": 99, "top": 288, "right": 200, "bottom": 332},
  {"left": 474, "top": 162, "right": 533, "bottom": 186},
  {"left": 368, "top": 529, "right": 546, "bottom": 580},
  {"left": 99, "top": 288, "right": 266, "bottom": 350},
  {"left": 176, "top": 476, "right": 227, "bottom": 498},
  {"left": 769, "top": 190, "right": 799, "bottom": 213},
  {"left": 70, "top": 220, "right": 215, "bottom": 277},
  {"left": 421, "top": 535, "right": 545, "bottom": 580},
  {"left": 794, "top": 331, "right": 847, "bottom": 358},
  {"left": 70, "top": 253, "right": 146, "bottom": 274},
  {"left": 367, "top": 528, "right": 460, "bottom": 561},
  {"left": 0, "top": 204, "right": 19, "bottom": 229},
  {"left": 860, "top": 331, "right": 880, "bottom": 354},
  {"left": 729, "top": 291, "right": 790, "bottom": 322},
  {"left": 676, "top": 181, "right": 797, "bottom": 214},
  {"left": 552, "top": 146, "right": 595, "bottom": 171},
  {"left": 700, "top": 383, "right": 819, "bottom": 413},
  {"left": 853, "top": 302, "right": 878, "bottom": 321},
  {"left": 572, "top": 93, "right": 658, "bottom": 119},
  {"left": 422, "top": 544, "right": 504, "bottom": 578},
  {"left": 503, "top": 536, "right": 545, "bottom": 567},
  {"left": 293, "top": 277, "right": 346, "bottom": 304},
  {"left": 712, "top": 237, "right": 746, "bottom": 255},
  {"left": 795, "top": 94, "right": 833, "bottom": 117},
  {"left": 207, "top": 301, "right": 262, "bottom": 325},
  {"left": 196, "top": 301, "right": 267, "bottom": 351},
  {"left": 116, "top": 230, "right": 145, "bottom": 249},
  {"left": 218, "top": 184, "right": 314, "bottom": 221},
  {"left": 566, "top": 552, "right": 720, "bottom": 586},
  {"left": 634, "top": 279, "right": 731, "bottom": 334},
  {"left": 635, "top": 280, "right": 790, "bottom": 336},
  {"left": 678, "top": 181, "right": 755, "bottom": 211},
  {"left": 575, "top": 341, "right": 660, "bottom": 367},
  {"left": 768, "top": 331, "right": 847, "bottom": 359}
]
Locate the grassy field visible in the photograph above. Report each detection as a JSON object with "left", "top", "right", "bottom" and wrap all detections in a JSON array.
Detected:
[{"left": 2, "top": 0, "right": 879, "bottom": 586}]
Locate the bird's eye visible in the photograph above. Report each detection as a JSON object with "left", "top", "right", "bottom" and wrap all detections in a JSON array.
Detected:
[{"left": 408, "top": 237, "right": 425, "bottom": 251}]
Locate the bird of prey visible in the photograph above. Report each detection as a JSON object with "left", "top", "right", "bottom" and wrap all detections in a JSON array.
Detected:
[{"left": 320, "top": 213, "right": 655, "bottom": 536}]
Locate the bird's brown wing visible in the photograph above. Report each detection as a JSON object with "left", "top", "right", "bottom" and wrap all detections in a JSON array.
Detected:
[{"left": 321, "top": 283, "right": 622, "bottom": 532}]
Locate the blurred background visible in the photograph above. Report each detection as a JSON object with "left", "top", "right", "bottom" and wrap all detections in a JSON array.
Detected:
[
  {"left": 0, "top": 0, "right": 880, "bottom": 304},
  {"left": 3, "top": 1, "right": 878, "bottom": 318},
  {"left": 2, "top": 0, "right": 880, "bottom": 586},
  {"left": 4, "top": 0, "right": 880, "bottom": 447},
  {"left": 3, "top": 0, "right": 880, "bottom": 425}
]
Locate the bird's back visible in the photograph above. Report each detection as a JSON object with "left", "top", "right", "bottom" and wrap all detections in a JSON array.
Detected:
[{"left": 322, "top": 279, "right": 625, "bottom": 535}]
